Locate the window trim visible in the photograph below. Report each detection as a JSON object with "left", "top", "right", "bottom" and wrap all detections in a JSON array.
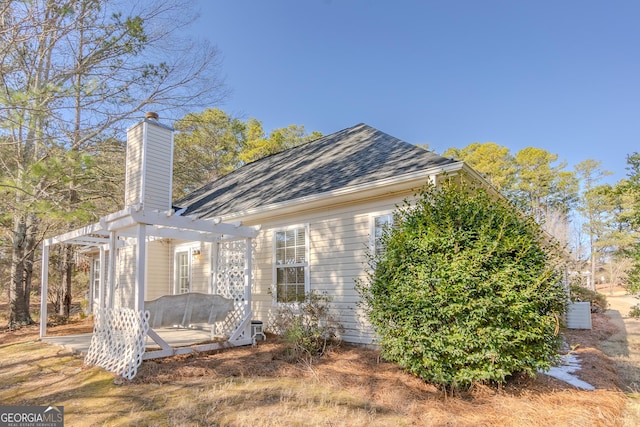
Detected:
[
  {"left": 91, "top": 258, "right": 100, "bottom": 304},
  {"left": 370, "top": 211, "right": 394, "bottom": 258},
  {"left": 173, "top": 243, "right": 199, "bottom": 295},
  {"left": 272, "top": 224, "right": 310, "bottom": 304}
]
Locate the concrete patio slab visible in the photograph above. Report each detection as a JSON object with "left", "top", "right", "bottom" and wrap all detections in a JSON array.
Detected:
[{"left": 40, "top": 328, "right": 216, "bottom": 357}]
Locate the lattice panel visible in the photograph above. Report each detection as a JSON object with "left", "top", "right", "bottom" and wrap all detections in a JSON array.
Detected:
[
  {"left": 84, "top": 307, "right": 150, "bottom": 380},
  {"left": 214, "top": 239, "right": 249, "bottom": 338}
]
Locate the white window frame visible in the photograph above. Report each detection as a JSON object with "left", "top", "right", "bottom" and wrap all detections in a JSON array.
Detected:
[
  {"left": 272, "top": 224, "right": 310, "bottom": 304},
  {"left": 370, "top": 211, "right": 394, "bottom": 258},
  {"left": 173, "top": 243, "right": 200, "bottom": 295},
  {"left": 91, "top": 258, "right": 100, "bottom": 304}
]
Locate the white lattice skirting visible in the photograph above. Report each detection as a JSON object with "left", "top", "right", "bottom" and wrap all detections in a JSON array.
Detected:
[{"left": 85, "top": 307, "right": 150, "bottom": 380}]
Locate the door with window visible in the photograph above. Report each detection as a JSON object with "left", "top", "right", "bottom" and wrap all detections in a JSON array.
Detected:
[{"left": 174, "top": 248, "right": 192, "bottom": 294}]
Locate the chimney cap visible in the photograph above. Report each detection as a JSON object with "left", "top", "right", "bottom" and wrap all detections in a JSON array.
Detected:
[{"left": 145, "top": 112, "right": 159, "bottom": 120}]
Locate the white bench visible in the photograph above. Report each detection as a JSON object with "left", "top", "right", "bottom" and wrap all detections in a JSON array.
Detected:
[{"left": 144, "top": 293, "right": 233, "bottom": 339}]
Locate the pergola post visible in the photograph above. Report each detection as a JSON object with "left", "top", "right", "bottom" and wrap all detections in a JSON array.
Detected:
[
  {"left": 210, "top": 240, "right": 219, "bottom": 294},
  {"left": 39, "top": 243, "right": 50, "bottom": 338},
  {"left": 108, "top": 231, "right": 117, "bottom": 308},
  {"left": 135, "top": 224, "right": 147, "bottom": 311},
  {"left": 98, "top": 246, "right": 106, "bottom": 309},
  {"left": 244, "top": 237, "right": 253, "bottom": 314}
]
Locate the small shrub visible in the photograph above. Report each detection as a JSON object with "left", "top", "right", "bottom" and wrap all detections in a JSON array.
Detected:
[
  {"left": 570, "top": 285, "right": 607, "bottom": 313},
  {"left": 629, "top": 304, "right": 640, "bottom": 318},
  {"left": 78, "top": 299, "right": 90, "bottom": 318},
  {"left": 271, "top": 291, "right": 343, "bottom": 362}
]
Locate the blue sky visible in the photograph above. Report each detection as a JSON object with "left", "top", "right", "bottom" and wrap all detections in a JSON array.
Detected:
[{"left": 189, "top": 0, "right": 639, "bottom": 185}]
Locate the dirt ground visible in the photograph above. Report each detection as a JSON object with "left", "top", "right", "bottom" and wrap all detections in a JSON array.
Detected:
[
  {"left": 597, "top": 292, "right": 640, "bottom": 425},
  {"left": 0, "top": 293, "right": 639, "bottom": 426}
]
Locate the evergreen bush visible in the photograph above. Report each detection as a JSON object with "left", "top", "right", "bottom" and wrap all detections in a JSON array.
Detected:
[
  {"left": 357, "top": 180, "right": 567, "bottom": 390},
  {"left": 569, "top": 284, "right": 607, "bottom": 312}
]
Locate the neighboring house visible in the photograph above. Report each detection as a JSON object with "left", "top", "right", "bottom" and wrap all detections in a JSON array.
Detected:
[{"left": 40, "top": 118, "right": 489, "bottom": 358}]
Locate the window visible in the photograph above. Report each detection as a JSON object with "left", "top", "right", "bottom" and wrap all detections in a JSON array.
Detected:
[
  {"left": 92, "top": 258, "right": 100, "bottom": 302},
  {"left": 371, "top": 213, "right": 393, "bottom": 257},
  {"left": 274, "top": 226, "right": 308, "bottom": 303}
]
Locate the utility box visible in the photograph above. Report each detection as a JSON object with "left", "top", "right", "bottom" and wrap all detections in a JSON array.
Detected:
[
  {"left": 251, "top": 320, "right": 266, "bottom": 342},
  {"left": 567, "top": 302, "right": 592, "bottom": 329}
]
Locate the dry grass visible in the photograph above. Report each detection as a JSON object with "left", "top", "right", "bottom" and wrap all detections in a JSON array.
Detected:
[{"left": 0, "top": 294, "right": 636, "bottom": 426}]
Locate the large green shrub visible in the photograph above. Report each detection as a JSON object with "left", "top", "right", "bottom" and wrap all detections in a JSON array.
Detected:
[{"left": 358, "top": 180, "right": 567, "bottom": 390}]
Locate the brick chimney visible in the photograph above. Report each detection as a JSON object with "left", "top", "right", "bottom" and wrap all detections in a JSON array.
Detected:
[{"left": 124, "top": 113, "right": 174, "bottom": 211}]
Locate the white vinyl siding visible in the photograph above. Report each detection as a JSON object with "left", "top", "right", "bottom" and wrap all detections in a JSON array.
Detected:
[
  {"left": 142, "top": 124, "right": 173, "bottom": 211},
  {"left": 115, "top": 241, "right": 171, "bottom": 306},
  {"left": 124, "top": 121, "right": 173, "bottom": 211},
  {"left": 116, "top": 245, "right": 136, "bottom": 308},
  {"left": 246, "top": 195, "right": 409, "bottom": 345},
  {"left": 145, "top": 240, "right": 171, "bottom": 301},
  {"left": 124, "top": 123, "right": 144, "bottom": 208}
]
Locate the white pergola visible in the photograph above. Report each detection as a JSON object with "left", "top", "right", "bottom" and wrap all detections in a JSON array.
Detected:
[{"left": 39, "top": 205, "right": 259, "bottom": 361}]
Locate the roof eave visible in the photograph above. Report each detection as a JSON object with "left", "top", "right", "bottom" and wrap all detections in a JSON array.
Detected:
[{"left": 217, "top": 161, "right": 466, "bottom": 222}]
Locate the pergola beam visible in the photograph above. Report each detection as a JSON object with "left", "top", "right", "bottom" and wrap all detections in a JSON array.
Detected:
[
  {"left": 44, "top": 207, "right": 257, "bottom": 247},
  {"left": 128, "top": 209, "right": 259, "bottom": 238},
  {"left": 45, "top": 223, "right": 109, "bottom": 246}
]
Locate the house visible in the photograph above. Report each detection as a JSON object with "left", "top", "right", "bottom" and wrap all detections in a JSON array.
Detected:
[
  {"left": 173, "top": 122, "right": 484, "bottom": 344},
  {"left": 39, "top": 116, "right": 488, "bottom": 378}
]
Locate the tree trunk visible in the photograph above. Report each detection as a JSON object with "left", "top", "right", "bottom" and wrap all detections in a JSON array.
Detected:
[
  {"left": 9, "top": 213, "right": 34, "bottom": 326},
  {"left": 23, "top": 213, "right": 38, "bottom": 315},
  {"left": 590, "top": 227, "right": 596, "bottom": 291},
  {"left": 59, "top": 244, "right": 74, "bottom": 318}
]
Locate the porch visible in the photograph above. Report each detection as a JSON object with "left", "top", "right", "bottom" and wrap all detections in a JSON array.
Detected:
[
  {"left": 40, "top": 206, "right": 260, "bottom": 379},
  {"left": 41, "top": 327, "right": 218, "bottom": 357}
]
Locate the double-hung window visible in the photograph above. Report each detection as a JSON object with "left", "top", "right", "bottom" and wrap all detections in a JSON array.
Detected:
[
  {"left": 274, "top": 226, "right": 308, "bottom": 303},
  {"left": 371, "top": 213, "right": 393, "bottom": 258}
]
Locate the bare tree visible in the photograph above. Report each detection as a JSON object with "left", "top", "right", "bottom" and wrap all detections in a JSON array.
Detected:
[
  {"left": 575, "top": 160, "right": 613, "bottom": 290},
  {"left": 0, "top": 0, "right": 227, "bottom": 324}
]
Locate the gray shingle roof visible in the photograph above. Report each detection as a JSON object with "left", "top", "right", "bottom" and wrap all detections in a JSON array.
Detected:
[{"left": 176, "top": 123, "right": 458, "bottom": 218}]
